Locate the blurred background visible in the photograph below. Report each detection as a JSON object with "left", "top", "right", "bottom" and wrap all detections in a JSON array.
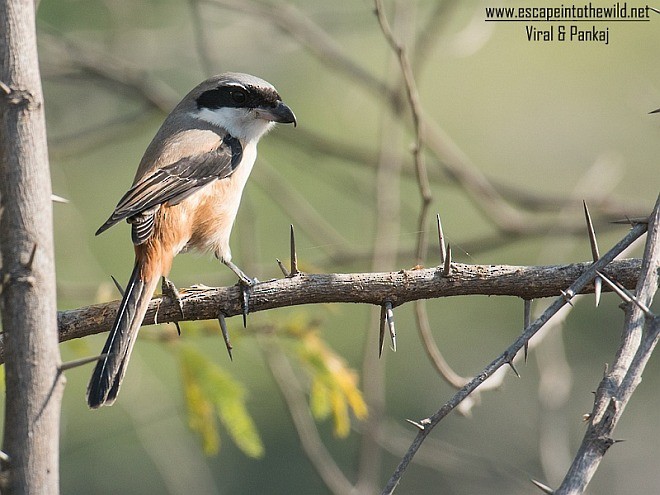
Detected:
[{"left": 6, "top": 0, "right": 660, "bottom": 493}]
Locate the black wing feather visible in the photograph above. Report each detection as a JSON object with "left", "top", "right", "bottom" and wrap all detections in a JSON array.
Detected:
[{"left": 96, "top": 135, "right": 242, "bottom": 240}]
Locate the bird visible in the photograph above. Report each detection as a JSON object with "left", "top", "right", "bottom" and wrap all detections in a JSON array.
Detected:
[{"left": 87, "top": 72, "right": 296, "bottom": 409}]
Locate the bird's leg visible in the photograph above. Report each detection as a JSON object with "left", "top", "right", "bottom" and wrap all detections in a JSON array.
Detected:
[
  {"left": 161, "top": 276, "right": 184, "bottom": 335},
  {"left": 222, "top": 259, "right": 258, "bottom": 327}
]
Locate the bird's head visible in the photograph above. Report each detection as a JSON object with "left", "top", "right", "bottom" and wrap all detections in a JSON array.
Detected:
[{"left": 181, "top": 72, "right": 296, "bottom": 141}]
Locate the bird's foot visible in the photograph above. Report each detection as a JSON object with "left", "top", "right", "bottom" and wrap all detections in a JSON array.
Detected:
[
  {"left": 222, "top": 259, "right": 257, "bottom": 327},
  {"left": 162, "top": 276, "right": 184, "bottom": 335},
  {"left": 237, "top": 276, "right": 258, "bottom": 328}
]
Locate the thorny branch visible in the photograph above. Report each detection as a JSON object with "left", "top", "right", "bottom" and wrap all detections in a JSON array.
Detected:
[
  {"left": 380, "top": 218, "right": 650, "bottom": 494},
  {"left": 374, "top": 0, "right": 431, "bottom": 264},
  {"left": 0, "top": 256, "right": 644, "bottom": 364},
  {"left": 553, "top": 197, "right": 660, "bottom": 494}
]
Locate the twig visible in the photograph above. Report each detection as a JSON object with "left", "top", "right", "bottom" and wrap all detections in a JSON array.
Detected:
[
  {"left": 58, "top": 353, "right": 107, "bottom": 372},
  {"left": 555, "top": 195, "right": 660, "bottom": 494},
  {"left": 380, "top": 221, "right": 648, "bottom": 494},
  {"left": 204, "top": 0, "right": 392, "bottom": 101},
  {"left": 253, "top": 159, "right": 352, "bottom": 262},
  {"left": 261, "top": 339, "right": 356, "bottom": 495},
  {"left": 187, "top": 0, "right": 215, "bottom": 75},
  {"left": 374, "top": 0, "right": 431, "bottom": 265},
  {"left": 356, "top": 25, "right": 406, "bottom": 489}
]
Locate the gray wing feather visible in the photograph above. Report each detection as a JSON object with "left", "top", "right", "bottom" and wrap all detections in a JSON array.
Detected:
[{"left": 96, "top": 135, "right": 242, "bottom": 243}]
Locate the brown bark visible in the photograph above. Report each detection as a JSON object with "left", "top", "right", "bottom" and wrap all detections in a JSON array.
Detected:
[
  {"left": 0, "top": 257, "right": 642, "bottom": 364},
  {"left": 0, "top": 0, "right": 63, "bottom": 493}
]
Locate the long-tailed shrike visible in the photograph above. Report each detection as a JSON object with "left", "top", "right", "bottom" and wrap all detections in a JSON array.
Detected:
[{"left": 87, "top": 73, "right": 296, "bottom": 408}]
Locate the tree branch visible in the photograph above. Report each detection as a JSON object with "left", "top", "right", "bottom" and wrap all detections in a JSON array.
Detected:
[
  {"left": 380, "top": 219, "right": 649, "bottom": 494},
  {"left": 0, "top": 256, "right": 644, "bottom": 364},
  {"left": 554, "top": 195, "right": 660, "bottom": 494},
  {"left": 0, "top": 0, "right": 63, "bottom": 492}
]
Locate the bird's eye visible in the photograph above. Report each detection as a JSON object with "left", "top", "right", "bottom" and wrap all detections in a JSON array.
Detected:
[{"left": 230, "top": 90, "right": 247, "bottom": 105}]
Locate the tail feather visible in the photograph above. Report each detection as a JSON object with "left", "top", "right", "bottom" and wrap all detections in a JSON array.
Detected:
[{"left": 87, "top": 261, "right": 160, "bottom": 408}]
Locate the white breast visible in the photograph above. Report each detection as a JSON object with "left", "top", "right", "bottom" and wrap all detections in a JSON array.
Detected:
[{"left": 187, "top": 141, "right": 258, "bottom": 262}]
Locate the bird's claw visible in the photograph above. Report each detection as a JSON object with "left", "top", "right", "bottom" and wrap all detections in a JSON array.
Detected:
[
  {"left": 237, "top": 277, "right": 258, "bottom": 328},
  {"left": 162, "top": 276, "right": 184, "bottom": 335},
  {"left": 222, "top": 259, "right": 258, "bottom": 328}
]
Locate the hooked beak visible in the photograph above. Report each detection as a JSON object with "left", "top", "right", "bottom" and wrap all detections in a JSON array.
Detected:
[{"left": 256, "top": 101, "right": 297, "bottom": 127}]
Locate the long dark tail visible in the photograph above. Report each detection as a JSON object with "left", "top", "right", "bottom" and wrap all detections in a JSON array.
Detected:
[{"left": 87, "top": 261, "right": 160, "bottom": 408}]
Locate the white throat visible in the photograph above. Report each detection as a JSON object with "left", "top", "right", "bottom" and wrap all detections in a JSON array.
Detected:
[{"left": 194, "top": 107, "right": 275, "bottom": 142}]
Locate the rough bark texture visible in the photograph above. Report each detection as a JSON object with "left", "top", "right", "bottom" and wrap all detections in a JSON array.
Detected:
[
  {"left": 0, "top": 0, "right": 63, "bottom": 493},
  {"left": 555, "top": 197, "right": 660, "bottom": 494},
  {"left": 0, "top": 257, "right": 642, "bottom": 364}
]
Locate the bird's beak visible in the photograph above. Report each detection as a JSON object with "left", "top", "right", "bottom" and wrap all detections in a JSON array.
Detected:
[{"left": 256, "top": 101, "right": 297, "bottom": 127}]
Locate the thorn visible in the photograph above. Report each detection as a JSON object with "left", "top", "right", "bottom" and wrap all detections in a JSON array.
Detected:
[
  {"left": 379, "top": 304, "right": 386, "bottom": 358},
  {"left": 111, "top": 276, "right": 125, "bottom": 297},
  {"left": 276, "top": 258, "right": 290, "bottom": 277},
  {"left": 154, "top": 300, "right": 161, "bottom": 325},
  {"left": 650, "top": 107, "right": 660, "bottom": 114},
  {"left": 436, "top": 213, "right": 446, "bottom": 265},
  {"left": 0, "top": 449, "right": 9, "bottom": 463},
  {"left": 610, "top": 216, "right": 648, "bottom": 225},
  {"left": 530, "top": 479, "right": 554, "bottom": 494},
  {"left": 523, "top": 299, "right": 532, "bottom": 362},
  {"left": 594, "top": 276, "right": 602, "bottom": 307},
  {"left": 218, "top": 312, "right": 233, "bottom": 361},
  {"left": 506, "top": 357, "right": 520, "bottom": 377},
  {"left": 405, "top": 418, "right": 425, "bottom": 431},
  {"left": 560, "top": 289, "right": 574, "bottom": 307},
  {"left": 582, "top": 413, "right": 591, "bottom": 422},
  {"left": 241, "top": 286, "right": 249, "bottom": 328},
  {"left": 442, "top": 244, "right": 452, "bottom": 277},
  {"left": 582, "top": 200, "right": 600, "bottom": 261},
  {"left": 25, "top": 243, "right": 37, "bottom": 270},
  {"left": 385, "top": 301, "right": 397, "bottom": 352},
  {"left": 583, "top": 201, "right": 602, "bottom": 307},
  {"left": 173, "top": 321, "right": 181, "bottom": 336},
  {"left": 289, "top": 224, "right": 299, "bottom": 277},
  {"left": 59, "top": 353, "right": 108, "bottom": 372},
  {"left": 51, "top": 194, "right": 69, "bottom": 203},
  {"left": 596, "top": 270, "right": 654, "bottom": 317}
]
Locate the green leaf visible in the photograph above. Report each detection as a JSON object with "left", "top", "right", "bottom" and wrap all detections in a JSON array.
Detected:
[
  {"left": 179, "top": 344, "right": 264, "bottom": 457},
  {"left": 295, "top": 331, "right": 368, "bottom": 437}
]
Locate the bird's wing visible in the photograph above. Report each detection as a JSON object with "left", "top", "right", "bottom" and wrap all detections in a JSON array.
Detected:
[{"left": 96, "top": 134, "right": 242, "bottom": 242}]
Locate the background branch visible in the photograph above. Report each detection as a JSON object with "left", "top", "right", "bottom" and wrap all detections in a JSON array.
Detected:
[
  {"left": 381, "top": 218, "right": 650, "bottom": 494},
  {"left": 554, "top": 197, "right": 660, "bottom": 494}
]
